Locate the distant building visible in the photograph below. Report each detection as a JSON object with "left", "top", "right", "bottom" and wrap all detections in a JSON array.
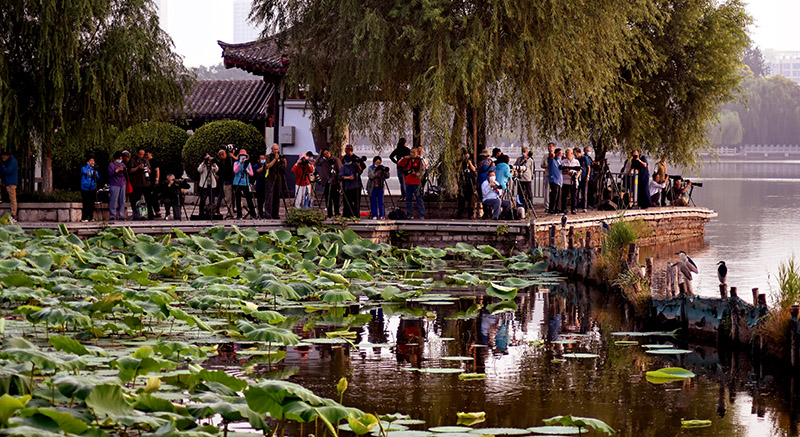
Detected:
[
  {"left": 764, "top": 49, "right": 800, "bottom": 83},
  {"left": 233, "top": 0, "right": 263, "bottom": 43}
]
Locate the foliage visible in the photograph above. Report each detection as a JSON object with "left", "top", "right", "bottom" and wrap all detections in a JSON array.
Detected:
[
  {"left": 52, "top": 126, "right": 121, "bottom": 191},
  {"left": 113, "top": 122, "right": 190, "bottom": 180},
  {"left": 0, "top": 0, "right": 192, "bottom": 192},
  {"left": 182, "top": 120, "right": 265, "bottom": 181},
  {"left": 596, "top": 215, "right": 640, "bottom": 283},
  {"left": 742, "top": 45, "right": 770, "bottom": 78},
  {"left": 758, "top": 256, "right": 800, "bottom": 357},
  {"left": 286, "top": 207, "right": 327, "bottom": 228},
  {"left": 16, "top": 191, "right": 83, "bottom": 203},
  {"left": 614, "top": 268, "right": 651, "bottom": 317},
  {"left": 543, "top": 415, "right": 616, "bottom": 435},
  {"left": 720, "top": 76, "right": 800, "bottom": 146}
]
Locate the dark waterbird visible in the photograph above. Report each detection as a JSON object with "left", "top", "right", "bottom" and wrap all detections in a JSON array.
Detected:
[{"left": 717, "top": 261, "right": 727, "bottom": 284}]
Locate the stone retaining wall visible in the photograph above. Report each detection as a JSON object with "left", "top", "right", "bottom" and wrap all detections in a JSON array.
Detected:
[{"left": 0, "top": 202, "right": 109, "bottom": 222}]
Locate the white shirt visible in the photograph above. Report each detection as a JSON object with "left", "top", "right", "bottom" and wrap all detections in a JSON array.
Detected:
[
  {"left": 648, "top": 179, "right": 666, "bottom": 197},
  {"left": 481, "top": 180, "right": 502, "bottom": 200},
  {"left": 560, "top": 157, "right": 580, "bottom": 185}
]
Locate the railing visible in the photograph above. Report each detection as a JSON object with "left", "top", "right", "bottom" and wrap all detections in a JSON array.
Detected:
[{"left": 530, "top": 169, "right": 639, "bottom": 205}]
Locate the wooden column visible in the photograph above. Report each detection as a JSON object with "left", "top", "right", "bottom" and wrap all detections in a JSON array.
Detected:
[
  {"left": 584, "top": 230, "right": 592, "bottom": 249},
  {"left": 719, "top": 284, "right": 728, "bottom": 299},
  {"left": 645, "top": 258, "right": 654, "bottom": 294},
  {"left": 567, "top": 227, "right": 575, "bottom": 250},
  {"left": 729, "top": 287, "right": 738, "bottom": 298},
  {"left": 752, "top": 288, "right": 759, "bottom": 306},
  {"left": 548, "top": 226, "right": 556, "bottom": 247}
]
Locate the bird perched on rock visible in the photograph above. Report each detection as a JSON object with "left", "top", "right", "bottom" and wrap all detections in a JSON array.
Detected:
[
  {"left": 561, "top": 214, "right": 568, "bottom": 228},
  {"left": 717, "top": 261, "right": 727, "bottom": 284},
  {"left": 600, "top": 221, "right": 610, "bottom": 234}
]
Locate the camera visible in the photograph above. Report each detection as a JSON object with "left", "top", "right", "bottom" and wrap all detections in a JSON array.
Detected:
[
  {"left": 353, "top": 155, "right": 367, "bottom": 165},
  {"left": 376, "top": 165, "right": 391, "bottom": 179},
  {"left": 512, "top": 164, "right": 527, "bottom": 172},
  {"left": 684, "top": 179, "right": 702, "bottom": 187},
  {"left": 142, "top": 163, "right": 150, "bottom": 179},
  {"left": 299, "top": 156, "right": 309, "bottom": 165},
  {"left": 559, "top": 165, "right": 582, "bottom": 172}
]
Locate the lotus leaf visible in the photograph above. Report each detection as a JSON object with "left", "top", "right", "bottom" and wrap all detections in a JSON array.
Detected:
[
  {"left": 527, "top": 425, "right": 587, "bottom": 435},
  {"left": 645, "top": 367, "right": 695, "bottom": 384},
  {"left": 429, "top": 426, "right": 474, "bottom": 433},
  {"left": 542, "top": 415, "right": 615, "bottom": 435},
  {"left": 468, "top": 428, "right": 531, "bottom": 435},
  {"left": 681, "top": 419, "right": 712, "bottom": 428},
  {"left": 645, "top": 349, "right": 692, "bottom": 355}
]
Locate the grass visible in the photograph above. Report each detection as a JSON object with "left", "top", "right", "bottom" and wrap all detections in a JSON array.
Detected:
[
  {"left": 596, "top": 214, "right": 640, "bottom": 283},
  {"left": 758, "top": 256, "right": 800, "bottom": 357}
]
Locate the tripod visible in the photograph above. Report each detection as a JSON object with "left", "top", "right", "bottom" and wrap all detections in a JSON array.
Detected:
[
  {"left": 593, "top": 159, "right": 622, "bottom": 207},
  {"left": 190, "top": 163, "right": 228, "bottom": 221},
  {"left": 507, "top": 175, "right": 537, "bottom": 219}
]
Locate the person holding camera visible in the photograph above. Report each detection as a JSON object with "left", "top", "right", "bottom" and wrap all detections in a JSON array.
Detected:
[
  {"left": 628, "top": 150, "right": 651, "bottom": 209},
  {"left": 80, "top": 156, "right": 98, "bottom": 222},
  {"left": 160, "top": 174, "right": 186, "bottom": 220},
  {"left": 316, "top": 148, "right": 341, "bottom": 217},
  {"left": 196, "top": 153, "right": 218, "bottom": 218},
  {"left": 456, "top": 148, "right": 477, "bottom": 219},
  {"left": 265, "top": 143, "right": 287, "bottom": 219},
  {"left": 368, "top": 156, "right": 389, "bottom": 219},
  {"left": 655, "top": 157, "right": 668, "bottom": 206},
  {"left": 292, "top": 151, "right": 316, "bottom": 209},
  {"left": 397, "top": 147, "right": 425, "bottom": 219},
  {"left": 340, "top": 147, "right": 364, "bottom": 218},
  {"left": 232, "top": 149, "right": 257, "bottom": 219},
  {"left": 389, "top": 137, "right": 410, "bottom": 201},
  {"left": 495, "top": 154, "right": 511, "bottom": 190},
  {"left": 546, "top": 147, "right": 563, "bottom": 214},
  {"left": 253, "top": 154, "right": 268, "bottom": 219},
  {"left": 481, "top": 170, "right": 511, "bottom": 220},
  {"left": 514, "top": 147, "right": 533, "bottom": 212},
  {"left": 107, "top": 152, "right": 127, "bottom": 221},
  {"left": 128, "top": 148, "right": 152, "bottom": 220},
  {"left": 671, "top": 176, "right": 692, "bottom": 206},
  {"left": 216, "top": 147, "right": 236, "bottom": 218},
  {"left": 145, "top": 151, "right": 161, "bottom": 218},
  {"left": 648, "top": 173, "right": 667, "bottom": 206},
  {"left": 560, "top": 148, "right": 581, "bottom": 214}
]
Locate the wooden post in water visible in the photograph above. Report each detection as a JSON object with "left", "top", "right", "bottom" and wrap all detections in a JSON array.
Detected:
[
  {"left": 645, "top": 258, "right": 654, "bottom": 294},
  {"left": 528, "top": 219, "right": 536, "bottom": 249},
  {"left": 584, "top": 230, "right": 592, "bottom": 249},
  {"left": 627, "top": 243, "right": 638, "bottom": 266},
  {"left": 729, "top": 287, "right": 738, "bottom": 298},
  {"left": 758, "top": 294, "right": 767, "bottom": 309},
  {"left": 719, "top": 284, "right": 728, "bottom": 299},
  {"left": 752, "top": 288, "right": 759, "bottom": 306},
  {"left": 548, "top": 226, "right": 556, "bottom": 247},
  {"left": 568, "top": 226, "right": 575, "bottom": 250}
]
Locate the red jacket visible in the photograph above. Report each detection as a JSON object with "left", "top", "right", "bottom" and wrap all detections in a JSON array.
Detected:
[
  {"left": 397, "top": 156, "right": 423, "bottom": 185},
  {"left": 292, "top": 162, "right": 314, "bottom": 186}
]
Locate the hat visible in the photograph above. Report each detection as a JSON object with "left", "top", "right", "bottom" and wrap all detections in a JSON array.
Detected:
[
  {"left": 305, "top": 151, "right": 315, "bottom": 158},
  {"left": 342, "top": 155, "right": 353, "bottom": 164},
  {"left": 479, "top": 149, "right": 490, "bottom": 157},
  {"left": 237, "top": 149, "right": 249, "bottom": 157}
]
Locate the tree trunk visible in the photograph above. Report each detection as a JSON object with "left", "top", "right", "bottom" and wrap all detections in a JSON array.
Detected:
[
  {"left": 412, "top": 107, "right": 422, "bottom": 149},
  {"left": 42, "top": 140, "right": 53, "bottom": 193},
  {"left": 445, "top": 103, "right": 465, "bottom": 194}
]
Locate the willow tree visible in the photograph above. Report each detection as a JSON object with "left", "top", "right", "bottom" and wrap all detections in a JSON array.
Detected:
[{"left": 0, "top": 0, "right": 191, "bottom": 192}]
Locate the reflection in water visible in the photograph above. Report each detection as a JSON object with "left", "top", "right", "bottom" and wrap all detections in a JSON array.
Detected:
[{"left": 271, "top": 283, "right": 798, "bottom": 436}]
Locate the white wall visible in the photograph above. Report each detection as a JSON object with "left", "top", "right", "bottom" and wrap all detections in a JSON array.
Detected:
[{"left": 279, "top": 99, "right": 316, "bottom": 156}]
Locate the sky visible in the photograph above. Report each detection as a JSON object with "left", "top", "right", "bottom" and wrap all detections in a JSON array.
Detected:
[{"left": 162, "top": 0, "right": 800, "bottom": 67}]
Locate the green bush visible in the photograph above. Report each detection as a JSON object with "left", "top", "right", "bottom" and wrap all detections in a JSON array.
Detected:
[
  {"left": 182, "top": 120, "right": 265, "bottom": 181},
  {"left": 52, "top": 126, "right": 119, "bottom": 190},
  {"left": 113, "top": 122, "right": 189, "bottom": 180},
  {"left": 285, "top": 207, "right": 327, "bottom": 228},
  {"left": 18, "top": 190, "right": 82, "bottom": 203}
]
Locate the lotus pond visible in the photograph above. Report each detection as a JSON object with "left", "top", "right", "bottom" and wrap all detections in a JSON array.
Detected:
[{"left": 0, "top": 224, "right": 793, "bottom": 436}]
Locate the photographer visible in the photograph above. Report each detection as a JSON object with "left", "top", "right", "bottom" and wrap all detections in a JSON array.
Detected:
[
  {"left": 216, "top": 146, "right": 236, "bottom": 218},
  {"left": 397, "top": 147, "right": 425, "bottom": 219},
  {"left": 316, "top": 148, "right": 341, "bottom": 217},
  {"left": 546, "top": 147, "right": 563, "bottom": 214},
  {"left": 253, "top": 154, "right": 267, "bottom": 219},
  {"left": 196, "top": 153, "right": 219, "bottom": 218},
  {"left": 232, "top": 149, "right": 257, "bottom": 219},
  {"left": 671, "top": 176, "right": 692, "bottom": 206},
  {"left": 146, "top": 151, "right": 161, "bottom": 218},
  {"left": 292, "top": 151, "right": 316, "bottom": 209},
  {"left": 495, "top": 154, "right": 511, "bottom": 190},
  {"left": 265, "top": 143, "right": 287, "bottom": 219},
  {"left": 628, "top": 150, "right": 651, "bottom": 209},
  {"left": 541, "top": 142, "right": 555, "bottom": 211},
  {"left": 481, "top": 170, "right": 511, "bottom": 220},
  {"left": 160, "top": 174, "right": 187, "bottom": 220},
  {"left": 340, "top": 146, "right": 365, "bottom": 218},
  {"left": 559, "top": 148, "right": 581, "bottom": 214},
  {"left": 514, "top": 147, "right": 533, "bottom": 212},
  {"left": 648, "top": 173, "right": 667, "bottom": 206},
  {"left": 107, "top": 152, "right": 127, "bottom": 221},
  {"left": 389, "top": 137, "right": 410, "bottom": 201},
  {"left": 456, "top": 148, "right": 477, "bottom": 219},
  {"left": 128, "top": 148, "right": 152, "bottom": 220},
  {"left": 368, "top": 156, "right": 389, "bottom": 219},
  {"left": 476, "top": 149, "right": 495, "bottom": 197},
  {"left": 80, "top": 156, "right": 98, "bottom": 222}
]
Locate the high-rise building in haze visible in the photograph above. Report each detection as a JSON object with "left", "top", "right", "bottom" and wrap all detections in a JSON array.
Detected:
[
  {"left": 764, "top": 49, "right": 800, "bottom": 84},
  {"left": 233, "top": 0, "right": 263, "bottom": 43}
]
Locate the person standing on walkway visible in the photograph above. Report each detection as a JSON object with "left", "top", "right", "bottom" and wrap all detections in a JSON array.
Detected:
[
  {"left": 216, "top": 147, "right": 236, "bottom": 218},
  {"left": 368, "top": 156, "right": 388, "bottom": 219},
  {"left": 389, "top": 137, "right": 410, "bottom": 201},
  {"left": 560, "top": 148, "right": 581, "bottom": 214},
  {"left": 128, "top": 148, "right": 152, "bottom": 220},
  {"left": 316, "top": 148, "right": 341, "bottom": 217},
  {"left": 456, "top": 148, "right": 477, "bottom": 219},
  {"left": 655, "top": 157, "right": 668, "bottom": 206},
  {"left": 629, "top": 150, "right": 651, "bottom": 209},
  {"left": 107, "top": 151, "right": 127, "bottom": 221},
  {"left": 264, "top": 143, "right": 287, "bottom": 219},
  {"left": 581, "top": 146, "right": 594, "bottom": 209},
  {"left": 340, "top": 154, "right": 363, "bottom": 218},
  {"left": 196, "top": 153, "right": 218, "bottom": 218},
  {"left": 546, "top": 147, "right": 563, "bottom": 214},
  {"left": 80, "top": 156, "right": 98, "bottom": 222},
  {"left": 292, "top": 152, "right": 315, "bottom": 209},
  {"left": 397, "top": 147, "right": 425, "bottom": 219},
  {"left": 253, "top": 154, "right": 267, "bottom": 219},
  {"left": 514, "top": 147, "right": 533, "bottom": 212},
  {"left": 232, "top": 149, "right": 257, "bottom": 219},
  {"left": 0, "top": 151, "right": 18, "bottom": 221},
  {"left": 145, "top": 151, "right": 161, "bottom": 218},
  {"left": 541, "top": 142, "right": 555, "bottom": 211}
]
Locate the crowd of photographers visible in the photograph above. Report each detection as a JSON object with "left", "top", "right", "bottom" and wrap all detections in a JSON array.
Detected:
[{"left": 70, "top": 139, "right": 696, "bottom": 223}]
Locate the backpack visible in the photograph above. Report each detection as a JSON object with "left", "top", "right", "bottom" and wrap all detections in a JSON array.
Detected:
[{"left": 136, "top": 200, "right": 148, "bottom": 218}]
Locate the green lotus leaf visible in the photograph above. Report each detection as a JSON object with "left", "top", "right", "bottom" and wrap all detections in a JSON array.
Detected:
[
  {"left": 542, "top": 415, "right": 615, "bottom": 435},
  {"left": 645, "top": 349, "right": 692, "bottom": 355},
  {"left": 527, "top": 425, "right": 587, "bottom": 434},
  {"left": 428, "top": 426, "right": 474, "bottom": 433},
  {"left": 485, "top": 283, "right": 517, "bottom": 300},
  {"left": 646, "top": 367, "right": 695, "bottom": 384},
  {"left": 468, "top": 428, "right": 531, "bottom": 435},
  {"left": 562, "top": 353, "right": 600, "bottom": 359},
  {"left": 681, "top": 419, "right": 712, "bottom": 428}
]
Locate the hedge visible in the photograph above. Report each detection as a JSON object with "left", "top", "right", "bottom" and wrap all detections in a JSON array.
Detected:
[
  {"left": 113, "top": 122, "right": 189, "bottom": 180},
  {"left": 52, "top": 126, "right": 119, "bottom": 190},
  {"left": 182, "top": 120, "right": 265, "bottom": 181}
]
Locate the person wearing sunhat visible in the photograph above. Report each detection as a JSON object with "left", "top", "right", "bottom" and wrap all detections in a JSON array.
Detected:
[
  {"left": 292, "top": 151, "right": 316, "bottom": 209},
  {"left": 232, "top": 148, "right": 256, "bottom": 219}
]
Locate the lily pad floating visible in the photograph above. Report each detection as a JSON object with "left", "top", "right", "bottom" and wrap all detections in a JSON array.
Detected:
[
  {"left": 614, "top": 340, "right": 638, "bottom": 346},
  {"left": 552, "top": 340, "right": 577, "bottom": 345},
  {"left": 358, "top": 343, "right": 395, "bottom": 348},
  {"left": 527, "top": 426, "right": 588, "bottom": 435},
  {"left": 394, "top": 419, "right": 427, "bottom": 426},
  {"left": 562, "top": 353, "right": 600, "bottom": 359},
  {"left": 441, "top": 356, "right": 474, "bottom": 361},
  {"left": 611, "top": 330, "right": 678, "bottom": 337},
  {"left": 681, "top": 419, "right": 712, "bottom": 429},
  {"left": 431, "top": 433, "right": 476, "bottom": 437},
  {"left": 645, "top": 349, "right": 692, "bottom": 355},
  {"left": 458, "top": 373, "right": 486, "bottom": 381},
  {"left": 384, "top": 431, "right": 436, "bottom": 437},
  {"left": 642, "top": 344, "right": 674, "bottom": 349},
  {"left": 417, "top": 368, "right": 464, "bottom": 374},
  {"left": 429, "top": 427, "right": 473, "bottom": 433},
  {"left": 468, "top": 428, "right": 531, "bottom": 435},
  {"left": 551, "top": 359, "right": 566, "bottom": 363},
  {"left": 305, "top": 338, "right": 350, "bottom": 344},
  {"left": 456, "top": 412, "right": 486, "bottom": 426},
  {"left": 646, "top": 367, "right": 695, "bottom": 384},
  {"left": 419, "top": 301, "right": 456, "bottom": 306},
  {"left": 438, "top": 337, "right": 455, "bottom": 341}
]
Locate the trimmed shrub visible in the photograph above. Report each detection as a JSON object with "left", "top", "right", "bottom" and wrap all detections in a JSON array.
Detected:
[
  {"left": 53, "top": 126, "right": 119, "bottom": 190},
  {"left": 182, "top": 120, "right": 265, "bottom": 181},
  {"left": 113, "top": 122, "right": 189, "bottom": 180}
]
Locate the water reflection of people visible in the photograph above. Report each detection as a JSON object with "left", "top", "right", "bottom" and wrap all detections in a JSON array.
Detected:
[{"left": 396, "top": 318, "right": 424, "bottom": 367}]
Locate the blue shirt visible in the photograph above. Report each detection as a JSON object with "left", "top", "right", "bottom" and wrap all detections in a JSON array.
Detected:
[
  {"left": 252, "top": 162, "right": 266, "bottom": 190},
  {"left": 547, "top": 156, "right": 562, "bottom": 186},
  {"left": 80, "top": 164, "right": 98, "bottom": 191},
  {"left": 477, "top": 158, "right": 495, "bottom": 186},
  {"left": 0, "top": 156, "right": 18, "bottom": 187},
  {"left": 340, "top": 162, "right": 362, "bottom": 191},
  {"left": 495, "top": 162, "right": 511, "bottom": 190},
  {"left": 581, "top": 155, "right": 594, "bottom": 181}
]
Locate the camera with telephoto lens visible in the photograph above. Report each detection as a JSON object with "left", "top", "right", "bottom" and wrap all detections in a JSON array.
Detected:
[
  {"left": 512, "top": 164, "right": 527, "bottom": 172},
  {"left": 142, "top": 163, "right": 150, "bottom": 179},
  {"left": 353, "top": 155, "right": 367, "bottom": 165},
  {"left": 684, "top": 179, "right": 702, "bottom": 187},
  {"left": 375, "top": 165, "right": 391, "bottom": 179},
  {"left": 559, "top": 165, "right": 582, "bottom": 172}
]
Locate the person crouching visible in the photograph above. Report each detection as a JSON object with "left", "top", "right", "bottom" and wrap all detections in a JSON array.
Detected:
[{"left": 481, "top": 170, "right": 510, "bottom": 219}]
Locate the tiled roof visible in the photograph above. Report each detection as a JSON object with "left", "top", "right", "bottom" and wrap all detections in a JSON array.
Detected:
[
  {"left": 218, "top": 38, "right": 288, "bottom": 76},
  {"left": 185, "top": 80, "right": 274, "bottom": 121}
]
